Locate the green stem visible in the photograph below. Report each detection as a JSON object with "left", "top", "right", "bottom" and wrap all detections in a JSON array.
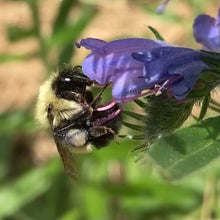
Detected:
[{"left": 28, "top": 1, "right": 50, "bottom": 73}]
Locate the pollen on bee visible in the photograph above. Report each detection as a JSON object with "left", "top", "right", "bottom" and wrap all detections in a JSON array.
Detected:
[
  {"left": 86, "top": 144, "right": 93, "bottom": 152},
  {"left": 141, "top": 89, "right": 150, "bottom": 95}
]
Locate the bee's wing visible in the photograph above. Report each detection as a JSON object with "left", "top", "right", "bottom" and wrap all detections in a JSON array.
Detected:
[{"left": 55, "top": 139, "right": 78, "bottom": 180}]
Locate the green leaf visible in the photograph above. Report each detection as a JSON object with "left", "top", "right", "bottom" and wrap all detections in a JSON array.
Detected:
[
  {"left": 7, "top": 25, "right": 35, "bottom": 42},
  {"left": 58, "top": 43, "right": 74, "bottom": 67},
  {"left": 122, "top": 121, "right": 145, "bottom": 132},
  {"left": 209, "top": 104, "right": 220, "bottom": 113},
  {"left": 144, "top": 94, "right": 195, "bottom": 142},
  {"left": 123, "top": 110, "right": 146, "bottom": 121},
  {"left": 47, "top": 7, "right": 97, "bottom": 47},
  {"left": 130, "top": 142, "right": 147, "bottom": 152},
  {"left": 22, "top": 172, "right": 73, "bottom": 219},
  {"left": 198, "top": 94, "right": 210, "bottom": 121},
  {"left": 133, "top": 99, "right": 146, "bottom": 108},
  {"left": 210, "top": 98, "right": 220, "bottom": 108},
  {"left": 52, "top": 0, "right": 77, "bottom": 34},
  {"left": 0, "top": 159, "right": 62, "bottom": 218},
  {"left": 0, "top": 136, "right": 12, "bottom": 180},
  {"left": 59, "top": 209, "right": 80, "bottom": 220},
  {"left": 0, "top": 52, "right": 37, "bottom": 63},
  {"left": 119, "top": 134, "right": 146, "bottom": 141},
  {"left": 202, "top": 51, "right": 220, "bottom": 69},
  {"left": 0, "top": 110, "right": 36, "bottom": 135},
  {"left": 148, "top": 26, "right": 165, "bottom": 41},
  {"left": 82, "top": 186, "right": 109, "bottom": 220},
  {"left": 147, "top": 116, "right": 220, "bottom": 180}
]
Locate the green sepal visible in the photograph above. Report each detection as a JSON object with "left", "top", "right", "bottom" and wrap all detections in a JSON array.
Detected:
[
  {"left": 148, "top": 26, "right": 165, "bottom": 41},
  {"left": 122, "top": 110, "right": 146, "bottom": 121},
  {"left": 198, "top": 94, "right": 210, "bottom": 121},
  {"left": 143, "top": 93, "right": 195, "bottom": 143},
  {"left": 122, "top": 121, "right": 146, "bottom": 132}
]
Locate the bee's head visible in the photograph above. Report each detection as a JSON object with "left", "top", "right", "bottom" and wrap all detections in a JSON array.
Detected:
[{"left": 52, "top": 66, "right": 93, "bottom": 96}]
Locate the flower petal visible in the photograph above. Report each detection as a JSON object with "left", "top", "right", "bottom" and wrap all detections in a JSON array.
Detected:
[
  {"left": 77, "top": 38, "right": 107, "bottom": 51},
  {"left": 193, "top": 14, "right": 220, "bottom": 52},
  {"left": 79, "top": 38, "right": 169, "bottom": 84},
  {"left": 82, "top": 52, "right": 142, "bottom": 84},
  {"left": 168, "top": 60, "right": 208, "bottom": 99},
  {"left": 111, "top": 68, "right": 148, "bottom": 102},
  {"left": 101, "top": 38, "right": 169, "bottom": 53},
  {"left": 133, "top": 47, "right": 209, "bottom": 99},
  {"left": 169, "top": 80, "right": 190, "bottom": 100},
  {"left": 79, "top": 38, "right": 211, "bottom": 102},
  {"left": 133, "top": 47, "right": 205, "bottom": 83}
]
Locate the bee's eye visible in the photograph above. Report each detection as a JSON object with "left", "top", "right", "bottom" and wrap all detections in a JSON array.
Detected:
[
  {"left": 61, "top": 77, "right": 71, "bottom": 82},
  {"left": 65, "top": 129, "right": 88, "bottom": 147}
]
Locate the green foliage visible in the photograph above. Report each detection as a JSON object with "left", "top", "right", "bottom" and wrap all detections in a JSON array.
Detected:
[
  {"left": 0, "top": 1, "right": 220, "bottom": 220},
  {"left": 144, "top": 94, "right": 196, "bottom": 142},
  {"left": 4, "top": 0, "right": 96, "bottom": 71},
  {"left": 52, "top": 0, "right": 77, "bottom": 34},
  {"left": 147, "top": 116, "right": 220, "bottom": 180},
  {"left": 0, "top": 110, "right": 36, "bottom": 135},
  {"left": 123, "top": 93, "right": 220, "bottom": 181},
  {"left": 148, "top": 26, "right": 165, "bottom": 41},
  {"left": 0, "top": 159, "right": 62, "bottom": 218},
  {"left": 7, "top": 26, "right": 35, "bottom": 42},
  {"left": 123, "top": 110, "right": 146, "bottom": 121},
  {"left": 0, "top": 52, "right": 37, "bottom": 63}
]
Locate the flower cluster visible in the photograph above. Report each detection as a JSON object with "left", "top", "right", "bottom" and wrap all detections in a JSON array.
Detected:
[
  {"left": 193, "top": 8, "right": 220, "bottom": 52},
  {"left": 77, "top": 7, "right": 220, "bottom": 103}
]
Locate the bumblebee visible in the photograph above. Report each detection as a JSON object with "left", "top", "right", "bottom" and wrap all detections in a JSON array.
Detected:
[{"left": 35, "top": 66, "right": 121, "bottom": 179}]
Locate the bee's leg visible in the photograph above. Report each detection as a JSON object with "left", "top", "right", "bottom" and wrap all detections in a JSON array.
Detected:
[
  {"left": 88, "top": 126, "right": 119, "bottom": 145},
  {"left": 96, "top": 101, "right": 117, "bottom": 111},
  {"left": 53, "top": 111, "right": 87, "bottom": 135},
  {"left": 90, "top": 83, "right": 110, "bottom": 108},
  {"left": 92, "top": 109, "right": 121, "bottom": 127},
  {"left": 88, "top": 126, "right": 115, "bottom": 138}
]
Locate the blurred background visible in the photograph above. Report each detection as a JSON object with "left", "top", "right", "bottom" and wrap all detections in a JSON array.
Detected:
[{"left": 0, "top": 0, "right": 219, "bottom": 219}]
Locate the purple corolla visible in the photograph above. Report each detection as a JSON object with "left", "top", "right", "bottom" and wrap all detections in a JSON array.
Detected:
[
  {"left": 156, "top": 0, "right": 171, "bottom": 14},
  {"left": 77, "top": 38, "right": 209, "bottom": 102},
  {"left": 193, "top": 8, "right": 220, "bottom": 52},
  {"left": 132, "top": 47, "right": 208, "bottom": 100}
]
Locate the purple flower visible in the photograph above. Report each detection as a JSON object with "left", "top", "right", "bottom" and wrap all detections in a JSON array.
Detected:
[
  {"left": 132, "top": 47, "right": 208, "bottom": 100},
  {"left": 76, "top": 38, "right": 169, "bottom": 100},
  {"left": 156, "top": 0, "right": 171, "bottom": 14},
  {"left": 77, "top": 38, "right": 209, "bottom": 102},
  {"left": 193, "top": 8, "right": 220, "bottom": 52}
]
